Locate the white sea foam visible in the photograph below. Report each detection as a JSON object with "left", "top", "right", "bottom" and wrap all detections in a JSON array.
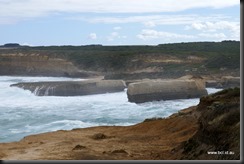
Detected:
[{"left": 0, "top": 76, "right": 222, "bottom": 143}]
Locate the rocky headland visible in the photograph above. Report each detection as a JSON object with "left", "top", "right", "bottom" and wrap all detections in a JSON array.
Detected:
[
  {"left": 0, "top": 87, "right": 240, "bottom": 160},
  {"left": 0, "top": 41, "right": 240, "bottom": 160}
]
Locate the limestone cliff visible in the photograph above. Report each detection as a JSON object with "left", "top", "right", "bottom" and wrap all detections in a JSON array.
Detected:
[
  {"left": 0, "top": 53, "right": 97, "bottom": 77},
  {"left": 0, "top": 41, "right": 240, "bottom": 80}
]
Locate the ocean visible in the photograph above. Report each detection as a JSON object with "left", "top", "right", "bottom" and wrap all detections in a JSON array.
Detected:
[{"left": 0, "top": 76, "right": 222, "bottom": 143}]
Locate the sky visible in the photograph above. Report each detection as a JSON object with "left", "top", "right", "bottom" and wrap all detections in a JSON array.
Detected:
[{"left": 0, "top": 0, "right": 240, "bottom": 46}]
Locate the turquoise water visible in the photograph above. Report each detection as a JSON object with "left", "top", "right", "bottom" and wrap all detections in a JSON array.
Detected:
[{"left": 0, "top": 76, "right": 222, "bottom": 143}]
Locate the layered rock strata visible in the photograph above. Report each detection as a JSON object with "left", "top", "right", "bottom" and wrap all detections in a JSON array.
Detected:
[{"left": 0, "top": 54, "right": 97, "bottom": 77}]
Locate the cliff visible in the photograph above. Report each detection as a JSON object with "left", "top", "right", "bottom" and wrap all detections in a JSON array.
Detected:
[
  {"left": 0, "top": 41, "right": 240, "bottom": 79},
  {"left": 177, "top": 87, "right": 240, "bottom": 160},
  {"left": 0, "top": 53, "right": 98, "bottom": 77}
]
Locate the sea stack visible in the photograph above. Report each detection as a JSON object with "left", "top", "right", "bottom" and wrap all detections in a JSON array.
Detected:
[
  {"left": 11, "top": 80, "right": 126, "bottom": 96},
  {"left": 127, "top": 79, "right": 208, "bottom": 103}
]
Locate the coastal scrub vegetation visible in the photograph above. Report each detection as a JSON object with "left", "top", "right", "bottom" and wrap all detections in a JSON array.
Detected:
[{"left": 0, "top": 41, "right": 240, "bottom": 75}]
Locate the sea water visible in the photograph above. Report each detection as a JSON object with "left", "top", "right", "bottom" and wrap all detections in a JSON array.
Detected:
[{"left": 0, "top": 76, "right": 222, "bottom": 143}]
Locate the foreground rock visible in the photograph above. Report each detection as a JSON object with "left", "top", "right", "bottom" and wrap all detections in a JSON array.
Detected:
[
  {"left": 178, "top": 87, "right": 240, "bottom": 160},
  {"left": 220, "top": 76, "right": 240, "bottom": 88},
  {"left": 0, "top": 88, "right": 239, "bottom": 160},
  {"left": 11, "top": 80, "right": 126, "bottom": 96},
  {"left": 127, "top": 79, "right": 208, "bottom": 103}
]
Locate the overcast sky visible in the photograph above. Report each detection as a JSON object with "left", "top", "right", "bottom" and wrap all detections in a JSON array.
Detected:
[{"left": 0, "top": 0, "right": 240, "bottom": 46}]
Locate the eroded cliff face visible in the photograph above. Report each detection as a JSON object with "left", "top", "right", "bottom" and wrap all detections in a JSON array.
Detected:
[
  {"left": 103, "top": 55, "right": 208, "bottom": 80},
  {"left": 178, "top": 87, "right": 240, "bottom": 160},
  {"left": 0, "top": 48, "right": 240, "bottom": 80},
  {"left": 0, "top": 53, "right": 97, "bottom": 77}
]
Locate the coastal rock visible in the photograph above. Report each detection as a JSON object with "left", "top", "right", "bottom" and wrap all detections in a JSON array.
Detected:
[
  {"left": 0, "top": 54, "right": 98, "bottom": 78},
  {"left": 180, "top": 87, "right": 240, "bottom": 160},
  {"left": 205, "top": 80, "right": 221, "bottom": 88},
  {"left": 220, "top": 76, "right": 240, "bottom": 89},
  {"left": 127, "top": 79, "right": 208, "bottom": 103},
  {"left": 205, "top": 76, "right": 240, "bottom": 89},
  {"left": 11, "top": 80, "right": 126, "bottom": 96}
]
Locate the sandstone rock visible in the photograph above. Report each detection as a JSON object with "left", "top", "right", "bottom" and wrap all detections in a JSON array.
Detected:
[
  {"left": 205, "top": 76, "right": 240, "bottom": 89},
  {"left": 127, "top": 79, "right": 208, "bottom": 103},
  {"left": 220, "top": 76, "right": 240, "bottom": 89},
  {"left": 11, "top": 80, "right": 126, "bottom": 96},
  {"left": 205, "top": 80, "right": 219, "bottom": 88}
]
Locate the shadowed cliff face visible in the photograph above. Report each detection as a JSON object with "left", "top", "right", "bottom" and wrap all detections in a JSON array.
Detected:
[{"left": 0, "top": 54, "right": 98, "bottom": 77}]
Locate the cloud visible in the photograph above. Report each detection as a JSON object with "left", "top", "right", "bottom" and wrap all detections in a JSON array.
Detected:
[
  {"left": 107, "top": 32, "right": 126, "bottom": 41},
  {"left": 137, "top": 29, "right": 238, "bottom": 42},
  {"left": 189, "top": 21, "right": 239, "bottom": 32},
  {"left": 137, "top": 29, "right": 195, "bottom": 40},
  {"left": 144, "top": 21, "right": 156, "bottom": 28},
  {"left": 89, "top": 33, "right": 97, "bottom": 40},
  {"left": 0, "top": 0, "right": 239, "bottom": 24},
  {"left": 113, "top": 26, "right": 122, "bottom": 30},
  {"left": 78, "top": 14, "right": 232, "bottom": 26},
  {"left": 187, "top": 21, "right": 240, "bottom": 40},
  {"left": 21, "top": 43, "right": 35, "bottom": 46},
  {"left": 198, "top": 33, "right": 227, "bottom": 40}
]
